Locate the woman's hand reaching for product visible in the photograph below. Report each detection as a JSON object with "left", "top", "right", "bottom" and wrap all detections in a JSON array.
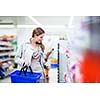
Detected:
[{"left": 45, "top": 48, "right": 54, "bottom": 61}]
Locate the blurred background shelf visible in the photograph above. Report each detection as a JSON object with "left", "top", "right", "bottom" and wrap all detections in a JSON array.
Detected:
[{"left": 0, "top": 34, "right": 17, "bottom": 79}]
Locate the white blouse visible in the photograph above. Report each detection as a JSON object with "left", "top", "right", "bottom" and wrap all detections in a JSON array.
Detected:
[{"left": 15, "top": 42, "right": 46, "bottom": 73}]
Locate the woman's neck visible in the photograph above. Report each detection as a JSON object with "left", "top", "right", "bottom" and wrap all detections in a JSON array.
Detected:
[{"left": 31, "top": 39, "right": 38, "bottom": 48}]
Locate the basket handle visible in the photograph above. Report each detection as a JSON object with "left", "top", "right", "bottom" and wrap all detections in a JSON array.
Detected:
[{"left": 18, "top": 66, "right": 33, "bottom": 76}]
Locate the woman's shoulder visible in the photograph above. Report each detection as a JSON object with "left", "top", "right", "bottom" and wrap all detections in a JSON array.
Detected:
[
  {"left": 20, "top": 42, "right": 31, "bottom": 50},
  {"left": 23, "top": 42, "right": 37, "bottom": 51},
  {"left": 22, "top": 42, "right": 30, "bottom": 46}
]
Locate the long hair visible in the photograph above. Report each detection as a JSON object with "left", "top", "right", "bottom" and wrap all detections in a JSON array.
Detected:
[{"left": 32, "top": 27, "right": 45, "bottom": 52}]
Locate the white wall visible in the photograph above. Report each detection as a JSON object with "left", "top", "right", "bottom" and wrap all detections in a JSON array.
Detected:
[
  {"left": 0, "top": 28, "right": 17, "bottom": 36},
  {"left": 17, "top": 28, "right": 32, "bottom": 46}
]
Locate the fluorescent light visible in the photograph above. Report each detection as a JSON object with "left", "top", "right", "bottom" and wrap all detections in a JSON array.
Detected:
[
  {"left": 28, "top": 16, "right": 42, "bottom": 26},
  {"left": 0, "top": 25, "right": 15, "bottom": 28}
]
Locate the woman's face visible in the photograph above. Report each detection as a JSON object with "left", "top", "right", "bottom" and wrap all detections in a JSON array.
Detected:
[{"left": 34, "top": 34, "right": 44, "bottom": 44}]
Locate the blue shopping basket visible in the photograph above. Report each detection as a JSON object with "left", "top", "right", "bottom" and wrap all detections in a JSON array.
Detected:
[{"left": 10, "top": 66, "right": 42, "bottom": 83}]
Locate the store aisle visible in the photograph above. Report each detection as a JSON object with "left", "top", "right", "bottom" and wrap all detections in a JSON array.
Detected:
[{"left": 0, "top": 68, "right": 58, "bottom": 83}]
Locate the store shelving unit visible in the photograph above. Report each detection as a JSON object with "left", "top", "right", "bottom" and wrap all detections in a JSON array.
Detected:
[
  {"left": 0, "top": 35, "right": 17, "bottom": 79},
  {"left": 57, "top": 36, "right": 75, "bottom": 83},
  {"left": 57, "top": 43, "right": 60, "bottom": 83}
]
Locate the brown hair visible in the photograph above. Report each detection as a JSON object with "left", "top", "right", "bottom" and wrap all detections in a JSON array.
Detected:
[{"left": 32, "top": 27, "right": 45, "bottom": 52}]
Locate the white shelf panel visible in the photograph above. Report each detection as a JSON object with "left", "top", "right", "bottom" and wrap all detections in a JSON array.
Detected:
[
  {"left": 0, "top": 47, "right": 14, "bottom": 50},
  {"left": 0, "top": 52, "right": 13, "bottom": 56},
  {"left": 0, "top": 58, "right": 11, "bottom": 62},
  {"left": 0, "top": 41, "right": 12, "bottom": 46},
  {"left": 0, "top": 38, "right": 14, "bottom": 41}
]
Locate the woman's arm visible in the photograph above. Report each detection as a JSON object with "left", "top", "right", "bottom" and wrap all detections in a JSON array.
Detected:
[
  {"left": 45, "top": 48, "right": 54, "bottom": 62},
  {"left": 15, "top": 44, "right": 25, "bottom": 67}
]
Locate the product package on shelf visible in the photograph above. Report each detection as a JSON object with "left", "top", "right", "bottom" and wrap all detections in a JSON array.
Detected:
[{"left": 0, "top": 34, "right": 17, "bottom": 79}]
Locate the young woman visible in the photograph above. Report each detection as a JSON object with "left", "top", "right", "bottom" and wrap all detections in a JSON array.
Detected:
[{"left": 15, "top": 27, "right": 53, "bottom": 83}]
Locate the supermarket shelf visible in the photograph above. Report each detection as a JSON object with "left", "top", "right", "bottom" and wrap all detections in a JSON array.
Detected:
[
  {"left": 10, "top": 52, "right": 16, "bottom": 56},
  {"left": 0, "top": 52, "right": 13, "bottom": 56},
  {"left": 0, "top": 47, "right": 14, "bottom": 50},
  {"left": 0, "top": 58, "right": 11, "bottom": 62},
  {"left": 2, "top": 64, "right": 13, "bottom": 69},
  {"left": 0, "top": 66, "right": 14, "bottom": 79},
  {"left": 0, "top": 35, "right": 17, "bottom": 79},
  {"left": 0, "top": 41, "right": 12, "bottom": 47},
  {"left": 0, "top": 38, "right": 14, "bottom": 41},
  {"left": 10, "top": 56, "right": 15, "bottom": 60}
]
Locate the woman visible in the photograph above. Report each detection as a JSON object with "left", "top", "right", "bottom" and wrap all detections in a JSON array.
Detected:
[{"left": 15, "top": 27, "right": 53, "bottom": 83}]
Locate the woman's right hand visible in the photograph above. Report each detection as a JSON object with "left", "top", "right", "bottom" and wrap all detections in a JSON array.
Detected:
[{"left": 23, "top": 62, "right": 28, "bottom": 67}]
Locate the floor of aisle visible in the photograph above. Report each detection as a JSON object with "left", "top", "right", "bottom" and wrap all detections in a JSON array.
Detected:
[{"left": 0, "top": 68, "right": 58, "bottom": 83}]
